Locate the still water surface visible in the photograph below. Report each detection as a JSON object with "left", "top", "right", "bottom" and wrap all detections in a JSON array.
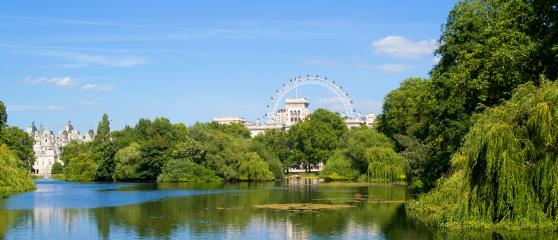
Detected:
[{"left": 0, "top": 179, "right": 553, "bottom": 239}]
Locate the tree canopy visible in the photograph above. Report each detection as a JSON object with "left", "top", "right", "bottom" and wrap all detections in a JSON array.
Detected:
[{"left": 379, "top": 0, "right": 558, "bottom": 189}]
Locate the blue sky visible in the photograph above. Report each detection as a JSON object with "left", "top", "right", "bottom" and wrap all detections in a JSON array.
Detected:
[{"left": 0, "top": 0, "right": 457, "bottom": 132}]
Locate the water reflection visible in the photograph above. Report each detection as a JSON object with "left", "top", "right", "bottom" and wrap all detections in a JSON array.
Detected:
[{"left": 0, "top": 180, "right": 555, "bottom": 239}]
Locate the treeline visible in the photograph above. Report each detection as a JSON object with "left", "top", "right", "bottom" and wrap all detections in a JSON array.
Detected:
[
  {"left": 377, "top": 0, "right": 558, "bottom": 228},
  {"left": 256, "top": 109, "right": 406, "bottom": 182},
  {"left": 0, "top": 101, "right": 35, "bottom": 197},
  {"left": 60, "top": 114, "right": 279, "bottom": 182},
  {"left": 60, "top": 109, "right": 405, "bottom": 183}
]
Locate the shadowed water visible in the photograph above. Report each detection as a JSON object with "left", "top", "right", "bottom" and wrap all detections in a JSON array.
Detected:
[{"left": 0, "top": 179, "right": 554, "bottom": 239}]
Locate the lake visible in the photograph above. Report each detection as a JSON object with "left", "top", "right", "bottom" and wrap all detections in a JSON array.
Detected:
[{"left": 0, "top": 179, "right": 553, "bottom": 239}]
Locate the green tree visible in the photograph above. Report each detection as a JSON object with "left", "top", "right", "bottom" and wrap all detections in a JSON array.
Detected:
[
  {"left": 365, "top": 147, "right": 406, "bottom": 182},
  {"left": 94, "top": 113, "right": 111, "bottom": 143},
  {"left": 409, "top": 81, "right": 558, "bottom": 228},
  {"left": 342, "top": 127, "right": 395, "bottom": 174},
  {"left": 51, "top": 162, "right": 64, "bottom": 175},
  {"left": 158, "top": 159, "right": 221, "bottom": 182},
  {"left": 93, "top": 114, "right": 116, "bottom": 181},
  {"left": 171, "top": 138, "right": 205, "bottom": 163},
  {"left": 379, "top": 0, "right": 558, "bottom": 189},
  {"left": 288, "top": 109, "right": 346, "bottom": 172},
  {"left": 378, "top": 77, "right": 429, "bottom": 145},
  {"left": 0, "top": 144, "right": 36, "bottom": 197},
  {"left": 0, "top": 101, "right": 7, "bottom": 129},
  {"left": 248, "top": 140, "right": 284, "bottom": 179},
  {"left": 64, "top": 153, "right": 97, "bottom": 182},
  {"left": 1, "top": 127, "right": 35, "bottom": 170},
  {"left": 113, "top": 143, "right": 141, "bottom": 181},
  {"left": 60, "top": 140, "right": 91, "bottom": 166},
  {"left": 238, "top": 152, "right": 274, "bottom": 181},
  {"left": 320, "top": 150, "right": 359, "bottom": 181},
  {"left": 254, "top": 129, "right": 291, "bottom": 172}
]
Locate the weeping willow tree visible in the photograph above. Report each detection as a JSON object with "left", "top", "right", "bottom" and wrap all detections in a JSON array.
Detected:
[
  {"left": 366, "top": 147, "right": 406, "bottom": 182},
  {"left": 0, "top": 144, "right": 35, "bottom": 198},
  {"left": 408, "top": 81, "right": 558, "bottom": 229},
  {"left": 238, "top": 152, "right": 274, "bottom": 181}
]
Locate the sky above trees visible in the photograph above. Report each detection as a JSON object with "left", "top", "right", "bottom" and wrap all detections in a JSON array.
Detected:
[{"left": 0, "top": 0, "right": 456, "bottom": 131}]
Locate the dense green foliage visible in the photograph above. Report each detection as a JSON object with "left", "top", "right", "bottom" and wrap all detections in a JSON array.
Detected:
[
  {"left": 113, "top": 143, "right": 141, "bottom": 181},
  {"left": 64, "top": 153, "right": 97, "bottom": 182},
  {"left": 409, "top": 81, "right": 558, "bottom": 229},
  {"left": 62, "top": 115, "right": 282, "bottom": 182},
  {"left": 379, "top": 0, "right": 558, "bottom": 190},
  {"left": 0, "top": 102, "right": 35, "bottom": 171},
  {"left": 0, "top": 145, "right": 36, "bottom": 198},
  {"left": 0, "top": 101, "right": 36, "bottom": 197},
  {"left": 50, "top": 162, "right": 64, "bottom": 175},
  {"left": 288, "top": 109, "right": 347, "bottom": 171},
  {"left": 253, "top": 129, "right": 291, "bottom": 172},
  {"left": 61, "top": 109, "right": 403, "bottom": 183},
  {"left": 320, "top": 151, "right": 359, "bottom": 180},
  {"left": 320, "top": 127, "right": 406, "bottom": 182}
]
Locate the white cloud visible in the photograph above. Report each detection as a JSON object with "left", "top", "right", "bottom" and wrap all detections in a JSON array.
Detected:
[
  {"left": 24, "top": 76, "right": 76, "bottom": 87},
  {"left": 375, "top": 64, "right": 415, "bottom": 74},
  {"left": 81, "top": 83, "right": 113, "bottom": 91},
  {"left": 304, "top": 59, "right": 341, "bottom": 67},
  {"left": 49, "top": 76, "right": 76, "bottom": 86},
  {"left": 371, "top": 36, "right": 437, "bottom": 59},
  {"left": 36, "top": 50, "right": 145, "bottom": 67}
]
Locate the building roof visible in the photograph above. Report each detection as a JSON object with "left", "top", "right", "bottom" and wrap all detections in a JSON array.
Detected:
[{"left": 285, "top": 97, "right": 309, "bottom": 104}]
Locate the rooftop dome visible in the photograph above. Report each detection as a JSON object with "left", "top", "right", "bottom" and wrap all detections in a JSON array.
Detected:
[{"left": 65, "top": 120, "right": 75, "bottom": 132}]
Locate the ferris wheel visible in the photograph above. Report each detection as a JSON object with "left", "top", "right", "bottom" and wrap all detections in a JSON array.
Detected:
[{"left": 264, "top": 75, "right": 355, "bottom": 124}]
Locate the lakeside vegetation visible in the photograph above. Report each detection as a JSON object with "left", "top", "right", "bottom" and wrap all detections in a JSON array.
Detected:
[
  {"left": 377, "top": 0, "right": 558, "bottom": 230},
  {"left": 59, "top": 108, "right": 404, "bottom": 183},
  {"left": 0, "top": 101, "right": 35, "bottom": 198}
]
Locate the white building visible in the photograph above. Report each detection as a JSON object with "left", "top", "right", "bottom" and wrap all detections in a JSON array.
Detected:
[
  {"left": 345, "top": 113, "right": 377, "bottom": 128},
  {"left": 273, "top": 98, "right": 310, "bottom": 126},
  {"left": 27, "top": 121, "right": 94, "bottom": 175},
  {"left": 212, "top": 116, "right": 247, "bottom": 125}
]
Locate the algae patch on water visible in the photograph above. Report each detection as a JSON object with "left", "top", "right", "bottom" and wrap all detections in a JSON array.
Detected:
[{"left": 254, "top": 203, "right": 353, "bottom": 211}]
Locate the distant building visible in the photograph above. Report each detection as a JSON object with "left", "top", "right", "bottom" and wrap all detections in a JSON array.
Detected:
[
  {"left": 212, "top": 116, "right": 247, "bottom": 125},
  {"left": 273, "top": 98, "right": 310, "bottom": 126},
  {"left": 27, "top": 121, "right": 94, "bottom": 175},
  {"left": 344, "top": 113, "right": 377, "bottom": 128}
]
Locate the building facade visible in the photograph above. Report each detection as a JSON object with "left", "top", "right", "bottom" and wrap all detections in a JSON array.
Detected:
[
  {"left": 273, "top": 98, "right": 310, "bottom": 126},
  {"left": 27, "top": 121, "right": 94, "bottom": 175}
]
